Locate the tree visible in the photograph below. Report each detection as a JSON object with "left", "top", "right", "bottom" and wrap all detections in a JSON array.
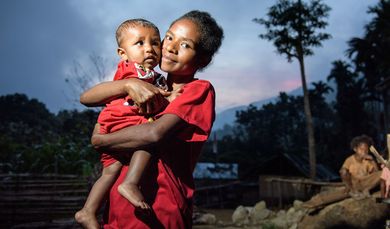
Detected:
[
  {"left": 346, "top": 0, "right": 390, "bottom": 102},
  {"left": 0, "top": 93, "right": 99, "bottom": 174},
  {"left": 65, "top": 54, "right": 113, "bottom": 106},
  {"left": 327, "top": 60, "right": 374, "bottom": 157},
  {"left": 253, "top": 0, "right": 331, "bottom": 179}
]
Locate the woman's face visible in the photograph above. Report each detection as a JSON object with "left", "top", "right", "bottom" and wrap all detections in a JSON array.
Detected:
[{"left": 160, "top": 19, "right": 202, "bottom": 76}]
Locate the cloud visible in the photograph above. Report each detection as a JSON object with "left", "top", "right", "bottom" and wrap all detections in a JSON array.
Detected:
[{"left": 0, "top": 0, "right": 379, "bottom": 114}]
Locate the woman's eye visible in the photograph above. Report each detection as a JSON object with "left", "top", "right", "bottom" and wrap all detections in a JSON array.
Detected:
[{"left": 136, "top": 41, "right": 144, "bottom": 45}]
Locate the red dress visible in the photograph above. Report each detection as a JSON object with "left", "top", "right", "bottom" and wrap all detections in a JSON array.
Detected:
[
  {"left": 98, "top": 60, "right": 164, "bottom": 167},
  {"left": 103, "top": 79, "right": 216, "bottom": 229}
]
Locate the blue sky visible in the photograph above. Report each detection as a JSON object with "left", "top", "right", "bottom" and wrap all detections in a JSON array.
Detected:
[{"left": 0, "top": 0, "right": 378, "bottom": 113}]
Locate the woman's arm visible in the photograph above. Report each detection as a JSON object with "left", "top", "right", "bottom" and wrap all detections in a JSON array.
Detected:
[
  {"left": 80, "top": 78, "right": 170, "bottom": 113},
  {"left": 91, "top": 114, "right": 185, "bottom": 151}
]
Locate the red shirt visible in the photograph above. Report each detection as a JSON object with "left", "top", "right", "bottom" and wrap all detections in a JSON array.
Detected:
[
  {"left": 103, "top": 79, "right": 215, "bottom": 229},
  {"left": 98, "top": 60, "right": 158, "bottom": 167},
  {"left": 99, "top": 60, "right": 156, "bottom": 134}
]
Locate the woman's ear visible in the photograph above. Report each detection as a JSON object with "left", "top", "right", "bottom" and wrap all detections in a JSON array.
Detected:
[{"left": 117, "top": 48, "right": 128, "bottom": 60}]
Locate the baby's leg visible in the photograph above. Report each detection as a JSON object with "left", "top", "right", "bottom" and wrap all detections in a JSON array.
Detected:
[
  {"left": 75, "top": 161, "right": 122, "bottom": 229},
  {"left": 118, "top": 150, "right": 151, "bottom": 209}
]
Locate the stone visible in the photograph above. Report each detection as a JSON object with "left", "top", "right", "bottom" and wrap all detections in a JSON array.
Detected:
[
  {"left": 249, "top": 201, "right": 272, "bottom": 224},
  {"left": 293, "top": 200, "right": 303, "bottom": 211},
  {"left": 232, "top": 205, "right": 250, "bottom": 226},
  {"left": 193, "top": 213, "right": 216, "bottom": 225}
]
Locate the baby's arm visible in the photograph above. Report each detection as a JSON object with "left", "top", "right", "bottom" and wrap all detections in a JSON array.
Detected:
[
  {"left": 80, "top": 80, "right": 130, "bottom": 107},
  {"left": 80, "top": 78, "right": 170, "bottom": 112}
]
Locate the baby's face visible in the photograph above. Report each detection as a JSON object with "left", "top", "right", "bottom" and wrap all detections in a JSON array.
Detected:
[{"left": 119, "top": 26, "right": 161, "bottom": 70}]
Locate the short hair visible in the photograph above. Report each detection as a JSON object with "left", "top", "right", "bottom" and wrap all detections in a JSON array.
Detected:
[
  {"left": 115, "top": 19, "right": 160, "bottom": 47},
  {"left": 170, "top": 10, "right": 224, "bottom": 68},
  {"left": 350, "top": 135, "right": 373, "bottom": 150}
]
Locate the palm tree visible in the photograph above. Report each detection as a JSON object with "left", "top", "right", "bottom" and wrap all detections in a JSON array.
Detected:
[
  {"left": 253, "top": 0, "right": 331, "bottom": 179},
  {"left": 327, "top": 60, "right": 369, "bottom": 146},
  {"left": 311, "top": 81, "right": 333, "bottom": 98},
  {"left": 346, "top": 0, "right": 390, "bottom": 101}
]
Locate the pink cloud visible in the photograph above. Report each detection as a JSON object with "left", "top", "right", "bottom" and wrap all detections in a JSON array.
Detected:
[{"left": 281, "top": 79, "right": 302, "bottom": 91}]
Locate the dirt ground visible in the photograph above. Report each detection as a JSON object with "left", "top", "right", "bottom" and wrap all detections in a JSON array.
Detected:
[
  {"left": 193, "top": 208, "right": 252, "bottom": 229},
  {"left": 203, "top": 208, "right": 235, "bottom": 222}
]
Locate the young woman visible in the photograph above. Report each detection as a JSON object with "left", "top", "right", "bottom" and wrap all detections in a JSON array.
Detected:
[{"left": 81, "top": 10, "right": 224, "bottom": 228}]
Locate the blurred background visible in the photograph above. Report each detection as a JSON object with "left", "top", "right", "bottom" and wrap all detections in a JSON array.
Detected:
[{"left": 1, "top": 0, "right": 389, "bottom": 228}]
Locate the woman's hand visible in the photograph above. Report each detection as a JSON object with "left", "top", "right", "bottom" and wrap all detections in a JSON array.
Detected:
[
  {"left": 91, "top": 123, "right": 104, "bottom": 150},
  {"left": 124, "top": 79, "right": 170, "bottom": 114}
]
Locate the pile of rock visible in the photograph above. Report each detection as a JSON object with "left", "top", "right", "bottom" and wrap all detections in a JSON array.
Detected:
[
  {"left": 194, "top": 195, "right": 388, "bottom": 228},
  {"left": 231, "top": 200, "right": 306, "bottom": 229},
  {"left": 299, "top": 196, "right": 388, "bottom": 229}
]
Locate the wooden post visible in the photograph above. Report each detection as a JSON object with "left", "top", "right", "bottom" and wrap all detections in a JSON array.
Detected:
[
  {"left": 369, "top": 145, "right": 390, "bottom": 169},
  {"left": 387, "top": 134, "right": 390, "bottom": 161}
]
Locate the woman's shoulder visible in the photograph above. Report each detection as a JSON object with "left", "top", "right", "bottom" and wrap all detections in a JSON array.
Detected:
[{"left": 185, "top": 79, "right": 214, "bottom": 90}]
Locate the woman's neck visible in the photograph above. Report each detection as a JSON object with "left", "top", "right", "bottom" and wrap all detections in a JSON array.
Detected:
[{"left": 167, "top": 74, "right": 195, "bottom": 91}]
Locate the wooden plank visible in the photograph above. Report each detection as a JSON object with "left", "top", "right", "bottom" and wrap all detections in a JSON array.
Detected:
[
  {"left": 265, "top": 177, "right": 343, "bottom": 186},
  {"left": 0, "top": 206, "right": 81, "bottom": 212},
  {"left": 0, "top": 173, "right": 91, "bottom": 226},
  {"left": 0, "top": 189, "right": 88, "bottom": 196},
  {"left": 0, "top": 179, "right": 87, "bottom": 184},
  {"left": 0, "top": 196, "right": 86, "bottom": 201},
  {"left": 0, "top": 183, "right": 88, "bottom": 189},
  {"left": 0, "top": 173, "right": 80, "bottom": 179}
]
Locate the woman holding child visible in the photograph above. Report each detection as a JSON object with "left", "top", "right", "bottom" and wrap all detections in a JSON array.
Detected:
[{"left": 80, "top": 10, "right": 224, "bottom": 229}]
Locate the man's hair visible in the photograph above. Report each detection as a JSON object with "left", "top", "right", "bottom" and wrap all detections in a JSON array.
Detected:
[
  {"left": 170, "top": 10, "right": 224, "bottom": 69},
  {"left": 350, "top": 135, "right": 373, "bottom": 150},
  {"left": 116, "top": 19, "right": 160, "bottom": 46}
]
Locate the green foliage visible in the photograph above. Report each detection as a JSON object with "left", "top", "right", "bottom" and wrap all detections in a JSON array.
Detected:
[
  {"left": 254, "top": 0, "right": 332, "bottom": 179},
  {"left": 0, "top": 93, "right": 99, "bottom": 175},
  {"left": 346, "top": 0, "right": 390, "bottom": 100},
  {"left": 211, "top": 0, "right": 388, "bottom": 179},
  {"left": 253, "top": 0, "right": 331, "bottom": 62},
  {"left": 211, "top": 85, "right": 336, "bottom": 179},
  {"left": 326, "top": 61, "right": 374, "bottom": 149}
]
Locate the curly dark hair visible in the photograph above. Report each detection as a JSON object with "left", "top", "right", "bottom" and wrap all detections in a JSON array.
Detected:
[
  {"left": 170, "top": 10, "right": 224, "bottom": 69},
  {"left": 350, "top": 135, "right": 373, "bottom": 150}
]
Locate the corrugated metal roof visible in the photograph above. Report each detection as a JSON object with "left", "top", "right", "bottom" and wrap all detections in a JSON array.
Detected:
[
  {"left": 193, "top": 162, "right": 238, "bottom": 179},
  {"left": 282, "top": 153, "right": 339, "bottom": 181}
]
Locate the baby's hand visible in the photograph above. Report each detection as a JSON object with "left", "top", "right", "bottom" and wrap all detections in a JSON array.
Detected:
[{"left": 166, "top": 88, "right": 183, "bottom": 102}]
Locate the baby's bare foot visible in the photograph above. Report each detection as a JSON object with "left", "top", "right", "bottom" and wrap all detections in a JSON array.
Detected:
[
  {"left": 118, "top": 183, "right": 150, "bottom": 210},
  {"left": 75, "top": 208, "right": 100, "bottom": 229}
]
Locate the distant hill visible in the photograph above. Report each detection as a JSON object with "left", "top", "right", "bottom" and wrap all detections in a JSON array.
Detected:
[{"left": 213, "top": 85, "right": 335, "bottom": 131}]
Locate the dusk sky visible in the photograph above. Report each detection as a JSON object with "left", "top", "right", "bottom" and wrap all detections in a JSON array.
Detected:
[{"left": 0, "top": 0, "right": 378, "bottom": 113}]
